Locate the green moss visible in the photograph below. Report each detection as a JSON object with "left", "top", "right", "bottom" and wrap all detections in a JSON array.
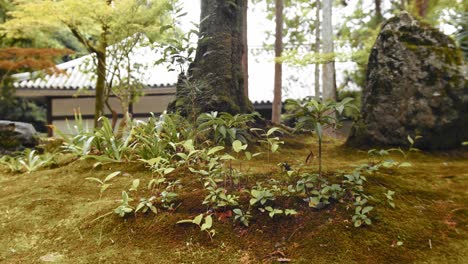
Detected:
[{"left": 0, "top": 136, "right": 467, "bottom": 263}]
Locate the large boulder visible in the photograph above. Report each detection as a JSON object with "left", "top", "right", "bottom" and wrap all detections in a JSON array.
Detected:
[
  {"left": 347, "top": 13, "right": 467, "bottom": 150},
  {"left": 0, "top": 121, "right": 38, "bottom": 152}
]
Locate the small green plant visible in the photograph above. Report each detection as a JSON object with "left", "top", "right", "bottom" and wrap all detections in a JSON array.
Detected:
[
  {"left": 203, "top": 182, "right": 239, "bottom": 209},
  {"left": 114, "top": 191, "right": 134, "bottom": 217},
  {"left": 135, "top": 196, "right": 158, "bottom": 214},
  {"left": 384, "top": 190, "right": 396, "bottom": 209},
  {"left": 308, "top": 183, "right": 343, "bottom": 209},
  {"left": 251, "top": 127, "right": 284, "bottom": 163},
  {"left": 249, "top": 186, "right": 275, "bottom": 206},
  {"left": 18, "top": 149, "right": 55, "bottom": 174},
  {"left": 261, "top": 206, "right": 283, "bottom": 218},
  {"left": 86, "top": 171, "right": 121, "bottom": 198},
  {"left": 352, "top": 196, "right": 373, "bottom": 227},
  {"left": 55, "top": 109, "right": 95, "bottom": 156},
  {"left": 285, "top": 97, "right": 358, "bottom": 177},
  {"left": 86, "top": 117, "right": 134, "bottom": 163},
  {"left": 197, "top": 111, "right": 259, "bottom": 146},
  {"left": 0, "top": 155, "right": 23, "bottom": 173},
  {"left": 160, "top": 180, "right": 181, "bottom": 209},
  {"left": 233, "top": 208, "right": 252, "bottom": 227},
  {"left": 177, "top": 214, "right": 216, "bottom": 240}
]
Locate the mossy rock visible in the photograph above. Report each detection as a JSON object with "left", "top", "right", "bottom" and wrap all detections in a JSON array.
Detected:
[{"left": 347, "top": 12, "right": 467, "bottom": 150}]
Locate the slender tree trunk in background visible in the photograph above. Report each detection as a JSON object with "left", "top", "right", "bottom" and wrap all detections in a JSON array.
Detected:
[
  {"left": 94, "top": 44, "right": 106, "bottom": 128},
  {"left": 321, "top": 0, "right": 336, "bottom": 102},
  {"left": 171, "top": 0, "right": 253, "bottom": 115},
  {"left": 314, "top": 0, "right": 321, "bottom": 100},
  {"left": 272, "top": 0, "right": 283, "bottom": 124},
  {"left": 93, "top": 0, "right": 112, "bottom": 128},
  {"left": 415, "top": 0, "right": 429, "bottom": 17},
  {"left": 242, "top": 0, "right": 249, "bottom": 98},
  {"left": 375, "top": 0, "right": 383, "bottom": 23}
]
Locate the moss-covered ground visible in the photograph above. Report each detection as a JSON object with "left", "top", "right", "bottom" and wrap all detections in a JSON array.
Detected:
[{"left": 0, "top": 136, "right": 467, "bottom": 263}]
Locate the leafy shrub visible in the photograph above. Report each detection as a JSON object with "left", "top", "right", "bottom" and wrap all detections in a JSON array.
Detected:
[
  {"left": 197, "top": 111, "right": 259, "bottom": 146},
  {"left": 285, "top": 97, "right": 358, "bottom": 177}
]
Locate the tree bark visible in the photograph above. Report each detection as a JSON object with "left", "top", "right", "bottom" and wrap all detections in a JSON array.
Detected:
[
  {"left": 314, "top": 1, "right": 321, "bottom": 100},
  {"left": 92, "top": 0, "right": 112, "bottom": 128},
  {"left": 242, "top": 0, "right": 249, "bottom": 98},
  {"left": 272, "top": 0, "right": 283, "bottom": 124},
  {"left": 375, "top": 0, "right": 383, "bottom": 23},
  {"left": 321, "top": 0, "right": 336, "bottom": 102},
  {"left": 171, "top": 0, "right": 253, "bottom": 115},
  {"left": 94, "top": 45, "right": 106, "bottom": 128},
  {"left": 415, "top": 0, "right": 429, "bottom": 17}
]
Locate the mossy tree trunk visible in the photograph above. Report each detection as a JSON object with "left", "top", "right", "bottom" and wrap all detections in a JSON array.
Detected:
[{"left": 171, "top": 0, "right": 253, "bottom": 115}]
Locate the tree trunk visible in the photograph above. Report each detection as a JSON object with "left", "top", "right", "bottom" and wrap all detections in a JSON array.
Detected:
[
  {"left": 314, "top": 1, "right": 321, "bottom": 100},
  {"left": 171, "top": 0, "right": 253, "bottom": 115},
  {"left": 242, "top": 0, "right": 249, "bottom": 98},
  {"left": 93, "top": 2, "right": 111, "bottom": 128},
  {"left": 375, "top": 0, "right": 383, "bottom": 23},
  {"left": 94, "top": 47, "right": 106, "bottom": 128},
  {"left": 321, "top": 0, "right": 336, "bottom": 102},
  {"left": 272, "top": 0, "right": 283, "bottom": 124},
  {"left": 415, "top": 0, "right": 429, "bottom": 17}
]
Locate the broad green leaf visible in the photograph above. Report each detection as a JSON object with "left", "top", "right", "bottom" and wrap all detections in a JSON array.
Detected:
[
  {"left": 149, "top": 205, "right": 158, "bottom": 214},
  {"left": 220, "top": 154, "right": 236, "bottom": 160},
  {"left": 218, "top": 126, "right": 227, "bottom": 137},
  {"left": 233, "top": 209, "right": 242, "bottom": 215},
  {"left": 177, "top": 219, "right": 194, "bottom": 224},
  {"left": 193, "top": 214, "right": 204, "bottom": 226},
  {"left": 176, "top": 153, "right": 188, "bottom": 160},
  {"left": 130, "top": 179, "right": 140, "bottom": 191},
  {"left": 362, "top": 206, "right": 374, "bottom": 214},
  {"left": 266, "top": 127, "right": 282, "bottom": 136},
  {"left": 398, "top": 162, "right": 412, "bottom": 168},
  {"left": 354, "top": 219, "right": 362, "bottom": 227},
  {"left": 285, "top": 209, "right": 298, "bottom": 216},
  {"left": 271, "top": 144, "right": 279, "bottom": 153},
  {"left": 245, "top": 151, "right": 252, "bottom": 160},
  {"left": 201, "top": 215, "right": 213, "bottom": 231},
  {"left": 164, "top": 168, "right": 175, "bottom": 175},
  {"left": 207, "top": 146, "right": 224, "bottom": 156},
  {"left": 104, "top": 171, "right": 121, "bottom": 183},
  {"left": 183, "top": 140, "right": 195, "bottom": 152},
  {"left": 135, "top": 203, "right": 145, "bottom": 213},
  {"left": 232, "top": 140, "right": 247, "bottom": 153},
  {"left": 85, "top": 177, "right": 103, "bottom": 185}
]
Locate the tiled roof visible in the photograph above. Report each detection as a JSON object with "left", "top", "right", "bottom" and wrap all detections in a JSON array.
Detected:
[{"left": 12, "top": 45, "right": 178, "bottom": 91}]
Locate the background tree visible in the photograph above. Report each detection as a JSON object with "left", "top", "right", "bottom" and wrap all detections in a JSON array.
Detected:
[
  {"left": 252, "top": 0, "right": 324, "bottom": 101},
  {"left": 2, "top": 0, "right": 174, "bottom": 127},
  {"left": 314, "top": 0, "right": 321, "bottom": 100},
  {"left": 242, "top": 0, "right": 249, "bottom": 97},
  {"left": 321, "top": 0, "right": 335, "bottom": 101},
  {"left": 171, "top": 0, "right": 253, "bottom": 115},
  {"left": 272, "top": 0, "right": 284, "bottom": 124}
]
